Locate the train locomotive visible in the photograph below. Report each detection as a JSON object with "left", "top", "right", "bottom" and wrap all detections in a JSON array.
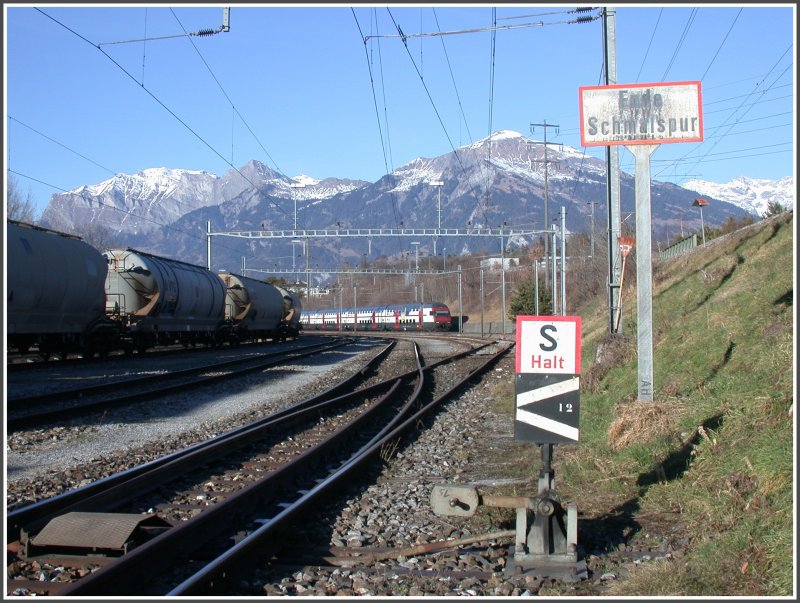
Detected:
[
  {"left": 7, "top": 220, "right": 302, "bottom": 358},
  {"left": 300, "top": 302, "right": 453, "bottom": 332}
]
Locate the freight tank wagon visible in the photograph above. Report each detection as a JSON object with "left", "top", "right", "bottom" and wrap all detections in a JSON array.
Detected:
[
  {"left": 104, "top": 248, "right": 227, "bottom": 351},
  {"left": 7, "top": 221, "right": 116, "bottom": 357},
  {"left": 275, "top": 285, "right": 303, "bottom": 337},
  {"left": 217, "top": 272, "right": 286, "bottom": 342}
]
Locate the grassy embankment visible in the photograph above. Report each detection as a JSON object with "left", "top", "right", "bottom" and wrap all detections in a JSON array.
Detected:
[{"left": 490, "top": 210, "right": 794, "bottom": 596}]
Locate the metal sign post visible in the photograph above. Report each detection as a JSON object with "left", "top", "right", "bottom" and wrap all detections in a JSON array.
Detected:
[
  {"left": 580, "top": 80, "right": 703, "bottom": 402},
  {"left": 626, "top": 144, "right": 658, "bottom": 400}
]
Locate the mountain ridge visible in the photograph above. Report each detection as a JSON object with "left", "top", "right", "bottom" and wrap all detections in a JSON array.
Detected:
[{"left": 38, "top": 130, "right": 791, "bottom": 275}]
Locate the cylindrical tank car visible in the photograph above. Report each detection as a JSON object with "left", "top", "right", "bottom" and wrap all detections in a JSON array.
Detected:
[
  {"left": 7, "top": 220, "right": 118, "bottom": 357},
  {"left": 104, "top": 247, "right": 227, "bottom": 351},
  {"left": 275, "top": 285, "right": 303, "bottom": 337},
  {"left": 217, "top": 272, "right": 286, "bottom": 342}
]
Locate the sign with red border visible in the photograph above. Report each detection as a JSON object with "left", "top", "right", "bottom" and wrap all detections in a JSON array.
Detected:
[
  {"left": 515, "top": 316, "right": 581, "bottom": 375},
  {"left": 579, "top": 81, "right": 703, "bottom": 147}
]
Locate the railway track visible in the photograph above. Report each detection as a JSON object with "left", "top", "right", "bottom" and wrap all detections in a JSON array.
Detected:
[
  {"left": 6, "top": 337, "right": 272, "bottom": 369},
  {"left": 6, "top": 337, "right": 512, "bottom": 596},
  {"left": 6, "top": 339, "right": 351, "bottom": 431}
]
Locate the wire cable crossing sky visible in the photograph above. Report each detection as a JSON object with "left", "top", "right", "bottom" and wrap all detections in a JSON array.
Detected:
[{"left": 4, "top": 3, "right": 796, "bottom": 218}]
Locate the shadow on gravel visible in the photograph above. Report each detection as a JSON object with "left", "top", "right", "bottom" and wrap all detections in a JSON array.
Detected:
[{"left": 579, "top": 413, "right": 724, "bottom": 556}]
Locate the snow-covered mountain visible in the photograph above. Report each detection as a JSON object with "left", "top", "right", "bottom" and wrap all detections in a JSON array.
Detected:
[
  {"left": 683, "top": 176, "right": 794, "bottom": 217},
  {"left": 387, "top": 130, "right": 606, "bottom": 195},
  {"left": 40, "top": 163, "right": 368, "bottom": 235},
  {"left": 38, "top": 129, "right": 764, "bottom": 269}
]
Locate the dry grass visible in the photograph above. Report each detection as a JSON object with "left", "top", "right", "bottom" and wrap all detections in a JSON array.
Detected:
[{"left": 606, "top": 399, "right": 680, "bottom": 451}]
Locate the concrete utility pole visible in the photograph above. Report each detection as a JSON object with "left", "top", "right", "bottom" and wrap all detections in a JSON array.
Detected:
[
  {"left": 206, "top": 220, "right": 212, "bottom": 270},
  {"left": 603, "top": 6, "right": 623, "bottom": 335},
  {"left": 529, "top": 121, "right": 560, "bottom": 294},
  {"left": 290, "top": 182, "right": 306, "bottom": 285},
  {"left": 429, "top": 180, "right": 444, "bottom": 255}
]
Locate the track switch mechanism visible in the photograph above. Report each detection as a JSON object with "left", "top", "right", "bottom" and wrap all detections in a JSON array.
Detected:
[{"left": 430, "top": 446, "right": 586, "bottom": 581}]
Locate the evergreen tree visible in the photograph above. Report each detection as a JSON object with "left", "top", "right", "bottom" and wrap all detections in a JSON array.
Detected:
[{"left": 509, "top": 275, "right": 553, "bottom": 318}]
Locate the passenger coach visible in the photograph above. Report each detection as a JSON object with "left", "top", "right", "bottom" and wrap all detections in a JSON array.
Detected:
[{"left": 301, "top": 302, "right": 452, "bottom": 332}]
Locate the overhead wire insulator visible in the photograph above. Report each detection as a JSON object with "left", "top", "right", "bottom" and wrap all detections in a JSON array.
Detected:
[
  {"left": 573, "top": 7, "right": 596, "bottom": 13},
  {"left": 570, "top": 16, "right": 598, "bottom": 24},
  {"left": 194, "top": 28, "right": 217, "bottom": 37}
]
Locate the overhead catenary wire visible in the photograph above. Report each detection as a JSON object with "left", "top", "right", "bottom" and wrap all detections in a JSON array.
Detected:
[
  {"left": 15, "top": 5, "right": 789, "bottom": 264},
  {"left": 97, "top": 7, "right": 229, "bottom": 47},
  {"left": 351, "top": 7, "right": 405, "bottom": 254},
  {"left": 660, "top": 7, "right": 698, "bottom": 81},
  {"left": 9, "top": 116, "right": 117, "bottom": 176},
  {"left": 656, "top": 46, "right": 793, "bottom": 179},
  {"left": 361, "top": 8, "right": 601, "bottom": 44},
  {"left": 432, "top": 8, "right": 474, "bottom": 146},
  {"left": 33, "top": 7, "right": 293, "bottom": 224},
  {"left": 7, "top": 115, "right": 221, "bottom": 218},
  {"left": 699, "top": 7, "right": 743, "bottom": 81},
  {"left": 634, "top": 7, "right": 662, "bottom": 83},
  {"left": 169, "top": 8, "right": 282, "bottom": 177},
  {"left": 383, "top": 7, "right": 490, "bottom": 229}
]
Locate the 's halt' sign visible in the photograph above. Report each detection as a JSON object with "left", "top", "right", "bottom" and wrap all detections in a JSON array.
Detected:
[{"left": 515, "top": 316, "right": 581, "bottom": 444}]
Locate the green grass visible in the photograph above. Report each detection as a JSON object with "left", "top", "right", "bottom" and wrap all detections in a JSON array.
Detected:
[{"left": 561, "top": 211, "right": 795, "bottom": 596}]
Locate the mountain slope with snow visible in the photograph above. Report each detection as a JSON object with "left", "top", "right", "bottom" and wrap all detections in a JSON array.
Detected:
[
  {"left": 38, "top": 129, "right": 776, "bottom": 271},
  {"left": 683, "top": 176, "right": 794, "bottom": 216}
]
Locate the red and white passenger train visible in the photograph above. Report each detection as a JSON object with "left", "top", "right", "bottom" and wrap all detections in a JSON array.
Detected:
[{"left": 301, "top": 302, "right": 453, "bottom": 332}]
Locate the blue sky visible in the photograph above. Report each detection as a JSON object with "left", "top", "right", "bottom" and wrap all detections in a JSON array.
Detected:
[{"left": 4, "top": 3, "right": 796, "bottom": 217}]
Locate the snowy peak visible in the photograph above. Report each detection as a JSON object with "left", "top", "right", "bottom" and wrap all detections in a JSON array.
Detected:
[
  {"left": 683, "top": 176, "right": 795, "bottom": 216},
  {"left": 281, "top": 174, "right": 368, "bottom": 200},
  {"left": 291, "top": 174, "right": 320, "bottom": 187},
  {"left": 73, "top": 167, "right": 217, "bottom": 197},
  {"left": 465, "top": 129, "right": 525, "bottom": 149},
  {"left": 388, "top": 130, "right": 605, "bottom": 194}
]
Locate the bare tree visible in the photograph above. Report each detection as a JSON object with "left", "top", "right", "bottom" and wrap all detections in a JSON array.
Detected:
[{"left": 6, "top": 174, "right": 39, "bottom": 223}]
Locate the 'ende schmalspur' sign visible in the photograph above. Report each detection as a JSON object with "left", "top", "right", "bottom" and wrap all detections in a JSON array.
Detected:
[{"left": 579, "top": 81, "right": 703, "bottom": 146}]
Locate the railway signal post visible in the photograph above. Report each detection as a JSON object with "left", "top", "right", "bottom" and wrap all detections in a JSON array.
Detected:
[
  {"left": 430, "top": 315, "right": 586, "bottom": 581},
  {"left": 509, "top": 315, "right": 584, "bottom": 578}
]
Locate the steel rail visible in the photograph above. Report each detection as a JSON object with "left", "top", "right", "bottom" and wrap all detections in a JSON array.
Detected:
[
  {"left": 6, "top": 340, "right": 352, "bottom": 431},
  {"left": 6, "top": 341, "right": 397, "bottom": 542},
  {"left": 170, "top": 341, "right": 513, "bottom": 595},
  {"left": 7, "top": 340, "right": 340, "bottom": 406},
  {"left": 47, "top": 344, "right": 428, "bottom": 596}
]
